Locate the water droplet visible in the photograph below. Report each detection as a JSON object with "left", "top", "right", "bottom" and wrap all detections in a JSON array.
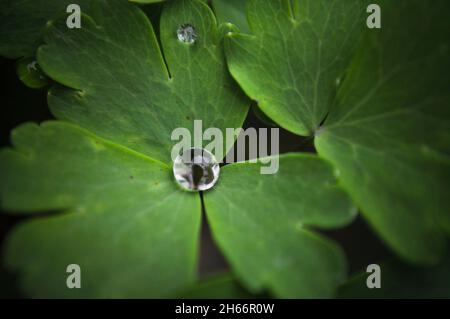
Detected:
[
  {"left": 27, "top": 61, "right": 38, "bottom": 72},
  {"left": 335, "top": 77, "right": 341, "bottom": 87},
  {"left": 177, "top": 24, "right": 197, "bottom": 44},
  {"left": 173, "top": 148, "right": 219, "bottom": 192}
]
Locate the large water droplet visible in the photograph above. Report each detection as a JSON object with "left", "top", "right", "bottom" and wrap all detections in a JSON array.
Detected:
[
  {"left": 177, "top": 24, "right": 197, "bottom": 44},
  {"left": 173, "top": 148, "right": 219, "bottom": 192}
]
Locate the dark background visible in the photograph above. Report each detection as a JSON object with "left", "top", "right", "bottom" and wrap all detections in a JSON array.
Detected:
[{"left": 0, "top": 55, "right": 392, "bottom": 297}]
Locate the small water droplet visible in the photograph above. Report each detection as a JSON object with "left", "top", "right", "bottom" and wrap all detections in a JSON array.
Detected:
[
  {"left": 334, "top": 168, "right": 341, "bottom": 178},
  {"left": 335, "top": 77, "right": 341, "bottom": 87},
  {"left": 27, "top": 61, "right": 38, "bottom": 72},
  {"left": 177, "top": 24, "right": 197, "bottom": 44},
  {"left": 173, "top": 148, "right": 219, "bottom": 192}
]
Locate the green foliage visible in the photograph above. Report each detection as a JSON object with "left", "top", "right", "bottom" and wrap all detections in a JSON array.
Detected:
[
  {"left": 204, "top": 154, "right": 355, "bottom": 297},
  {"left": 315, "top": 0, "right": 450, "bottom": 264},
  {"left": 16, "top": 57, "right": 49, "bottom": 89},
  {"left": 0, "top": 0, "right": 166, "bottom": 59},
  {"left": 38, "top": 0, "right": 248, "bottom": 163},
  {"left": 0, "top": 0, "right": 91, "bottom": 59},
  {"left": 1, "top": 0, "right": 352, "bottom": 298},
  {"left": 225, "top": 0, "right": 450, "bottom": 264},
  {"left": 0, "top": 0, "right": 247, "bottom": 298},
  {"left": 225, "top": 0, "right": 368, "bottom": 136},
  {"left": 211, "top": 0, "right": 250, "bottom": 33},
  {"left": 1, "top": 122, "right": 200, "bottom": 297},
  {"left": 1, "top": 0, "right": 449, "bottom": 299}
]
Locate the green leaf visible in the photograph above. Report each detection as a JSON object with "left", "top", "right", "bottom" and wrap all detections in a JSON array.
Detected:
[
  {"left": 0, "top": 0, "right": 91, "bottom": 59},
  {"left": 0, "top": 0, "right": 168, "bottom": 59},
  {"left": 36, "top": 0, "right": 248, "bottom": 163},
  {"left": 204, "top": 154, "right": 356, "bottom": 298},
  {"left": 16, "top": 57, "right": 49, "bottom": 89},
  {"left": 252, "top": 104, "right": 277, "bottom": 127},
  {"left": 315, "top": 0, "right": 450, "bottom": 264},
  {"left": 0, "top": 121, "right": 200, "bottom": 297},
  {"left": 338, "top": 253, "right": 450, "bottom": 298},
  {"left": 225, "top": 0, "right": 367, "bottom": 136},
  {"left": 211, "top": 0, "right": 250, "bottom": 33},
  {"left": 0, "top": 0, "right": 249, "bottom": 297}
]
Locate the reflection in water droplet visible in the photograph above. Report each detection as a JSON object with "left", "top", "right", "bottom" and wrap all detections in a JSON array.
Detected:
[
  {"left": 173, "top": 148, "right": 219, "bottom": 191},
  {"left": 177, "top": 24, "right": 197, "bottom": 44}
]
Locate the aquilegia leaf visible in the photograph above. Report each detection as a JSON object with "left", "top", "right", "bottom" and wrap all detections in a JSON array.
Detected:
[
  {"left": 0, "top": 0, "right": 248, "bottom": 298},
  {"left": 315, "top": 0, "right": 450, "bottom": 264},
  {"left": 204, "top": 154, "right": 356, "bottom": 297},
  {"left": 0, "top": 0, "right": 168, "bottom": 59},
  {"left": 0, "top": 0, "right": 357, "bottom": 298},
  {"left": 1, "top": 122, "right": 200, "bottom": 298},
  {"left": 225, "top": 0, "right": 450, "bottom": 264},
  {"left": 0, "top": 0, "right": 91, "bottom": 59},
  {"left": 37, "top": 0, "right": 248, "bottom": 163},
  {"left": 225, "top": 0, "right": 368, "bottom": 136},
  {"left": 211, "top": 0, "right": 250, "bottom": 33}
]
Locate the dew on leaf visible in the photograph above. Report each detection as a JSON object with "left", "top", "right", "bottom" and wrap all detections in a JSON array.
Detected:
[
  {"left": 26, "top": 60, "right": 38, "bottom": 72},
  {"left": 335, "top": 77, "right": 341, "bottom": 87},
  {"left": 173, "top": 148, "right": 219, "bottom": 191},
  {"left": 177, "top": 24, "right": 197, "bottom": 44}
]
